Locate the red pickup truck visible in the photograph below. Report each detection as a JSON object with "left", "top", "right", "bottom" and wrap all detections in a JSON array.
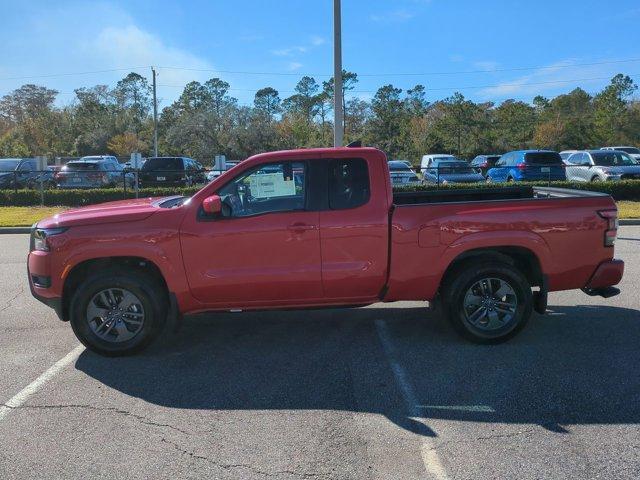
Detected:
[{"left": 28, "top": 146, "right": 624, "bottom": 356}]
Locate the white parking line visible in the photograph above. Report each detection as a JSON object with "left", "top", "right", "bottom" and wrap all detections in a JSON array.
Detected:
[
  {"left": 0, "top": 345, "right": 85, "bottom": 422},
  {"left": 419, "top": 405, "right": 495, "bottom": 413},
  {"left": 374, "top": 319, "right": 450, "bottom": 480}
]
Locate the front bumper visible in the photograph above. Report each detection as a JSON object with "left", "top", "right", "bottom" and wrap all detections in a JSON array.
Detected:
[{"left": 27, "top": 260, "right": 64, "bottom": 320}]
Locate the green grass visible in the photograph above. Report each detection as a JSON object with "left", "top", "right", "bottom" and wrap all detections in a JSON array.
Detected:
[
  {"left": 1, "top": 200, "right": 639, "bottom": 228},
  {"left": 617, "top": 201, "right": 640, "bottom": 219},
  {"left": 0, "top": 207, "right": 66, "bottom": 227}
]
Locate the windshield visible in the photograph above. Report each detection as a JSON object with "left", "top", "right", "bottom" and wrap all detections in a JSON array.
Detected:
[
  {"left": 524, "top": 152, "right": 563, "bottom": 165},
  {"left": 592, "top": 152, "right": 636, "bottom": 167},
  {"left": 433, "top": 162, "right": 474, "bottom": 174},
  {"left": 389, "top": 162, "right": 413, "bottom": 172},
  {"left": 433, "top": 156, "right": 458, "bottom": 162},
  {"left": 63, "top": 162, "right": 100, "bottom": 170},
  {"left": 142, "top": 158, "right": 183, "bottom": 171},
  {"left": 0, "top": 159, "right": 20, "bottom": 171}
]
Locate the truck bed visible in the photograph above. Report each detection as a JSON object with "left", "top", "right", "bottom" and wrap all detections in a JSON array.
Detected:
[
  {"left": 386, "top": 185, "right": 617, "bottom": 302},
  {"left": 393, "top": 186, "right": 609, "bottom": 206}
]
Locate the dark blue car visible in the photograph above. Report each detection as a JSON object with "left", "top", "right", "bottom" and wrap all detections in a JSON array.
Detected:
[{"left": 487, "top": 150, "right": 566, "bottom": 183}]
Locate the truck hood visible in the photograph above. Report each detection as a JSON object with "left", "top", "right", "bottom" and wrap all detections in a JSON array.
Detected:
[{"left": 37, "top": 196, "right": 164, "bottom": 229}]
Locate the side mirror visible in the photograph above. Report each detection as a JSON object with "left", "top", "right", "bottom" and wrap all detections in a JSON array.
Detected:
[{"left": 202, "top": 194, "right": 222, "bottom": 215}]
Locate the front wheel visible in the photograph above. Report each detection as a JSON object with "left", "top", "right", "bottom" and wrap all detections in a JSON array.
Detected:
[
  {"left": 442, "top": 261, "right": 533, "bottom": 344},
  {"left": 69, "top": 269, "right": 168, "bottom": 356}
]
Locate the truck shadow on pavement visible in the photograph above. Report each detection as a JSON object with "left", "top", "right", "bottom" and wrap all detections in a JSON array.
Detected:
[{"left": 75, "top": 303, "right": 640, "bottom": 437}]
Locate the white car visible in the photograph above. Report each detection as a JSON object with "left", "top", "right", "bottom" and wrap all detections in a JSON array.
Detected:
[
  {"left": 601, "top": 147, "right": 640, "bottom": 163},
  {"left": 420, "top": 154, "right": 460, "bottom": 175},
  {"left": 560, "top": 150, "right": 580, "bottom": 164}
]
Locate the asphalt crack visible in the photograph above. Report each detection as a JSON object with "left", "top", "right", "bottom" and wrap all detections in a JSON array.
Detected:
[
  {"left": 161, "top": 437, "right": 331, "bottom": 479},
  {"left": 1, "top": 403, "right": 190, "bottom": 435},
  {"left": 0, "top": 286, "right": 24, "bottom": 312}
]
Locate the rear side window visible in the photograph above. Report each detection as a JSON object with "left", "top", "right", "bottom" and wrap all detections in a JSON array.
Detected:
[
  {"left": 524, "top": 152, "right": 563, "bottom": 165},
  {"left": 328, "top": 158, "right": 370, "bottom": 210},
  {"left": 142, "top": 158, "right": 184, "bottom": 171}
]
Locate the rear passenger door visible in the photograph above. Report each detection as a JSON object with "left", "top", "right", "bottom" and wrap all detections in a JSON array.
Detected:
[
  {"left": 319, "top": 157, "right": 389, "bottom": 301},
  {"left": 491, "top": 154, "right": 509, "bottom": 182}
]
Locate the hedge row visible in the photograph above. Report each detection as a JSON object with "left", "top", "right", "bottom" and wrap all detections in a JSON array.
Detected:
[
  {"left": 0, "top": 187, "right": 201, "bottom": 207},
  {"left": 2, "top": 180, "right": 640, "bottom": 207},
  {"left": 394, "top": 180, "right": 640, "bottom": 201}
]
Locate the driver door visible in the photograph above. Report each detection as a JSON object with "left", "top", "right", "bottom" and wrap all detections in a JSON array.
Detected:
[{"left": 180, "top": 160, "right": 323, "bottom": 307}]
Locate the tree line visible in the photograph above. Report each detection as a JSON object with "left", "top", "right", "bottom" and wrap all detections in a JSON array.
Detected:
[{"left": 0, "top": 71, "right": 638, "bottom": 164}]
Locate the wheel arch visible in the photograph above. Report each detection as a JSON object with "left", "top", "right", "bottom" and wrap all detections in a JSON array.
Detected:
[
  {"left": 61, "top": 256, "right": 169, "bottom": 322},
  {"left": 440, "top": 245, "right": 544, "bottom": 293}
]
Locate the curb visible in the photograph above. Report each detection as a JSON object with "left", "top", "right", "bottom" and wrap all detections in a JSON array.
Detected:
[
  {"left": 620, "top": 219, "right": 640, "bottom": 226},
  {"left": 0, "top": 227, "right": 31, "bottom": 234}
]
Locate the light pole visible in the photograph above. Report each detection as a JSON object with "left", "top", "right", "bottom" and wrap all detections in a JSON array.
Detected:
[
  {"left": 333, "top": 0, "right": 344, "bottom": 147},
  {"left": 152, "top": 67, "right": 158, "bottom": 157}
]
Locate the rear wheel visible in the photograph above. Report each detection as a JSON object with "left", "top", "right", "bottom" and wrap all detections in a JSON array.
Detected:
[
  {"left": 442, "top": 261, "right": 533, "bottom": 343},
  {"left": 70, "top": 269, "right": 167, "bottom": 356},
  {"left": 591, "top": 176, "right": 602, "bottom": 182}
]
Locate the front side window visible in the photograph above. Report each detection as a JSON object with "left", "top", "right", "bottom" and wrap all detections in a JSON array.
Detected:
[
  {"left": 217, "top": 161, "right": 306, "bottom": 218},
  {"left": 328, "top": 158, "right": 370, "bottom": 210}
]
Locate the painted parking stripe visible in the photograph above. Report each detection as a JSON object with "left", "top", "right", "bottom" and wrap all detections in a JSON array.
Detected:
[
  {"left": 419, "top": 405, "right": 496, "bottom": 413},
  {"left": 0, "top": 345, "right": 85, "bottom": 422},
  {"left": 374, "top": 319, "right": 450, "bottom": 480}
]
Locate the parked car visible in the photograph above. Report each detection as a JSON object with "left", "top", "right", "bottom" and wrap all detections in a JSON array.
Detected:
[
  {"left": 388, "top": 160, "right": 422, "bottom": 187},
  {"left": 423, "top": 159, "right": 485, "bottom": 184},
  {"left": 0, "top": 158, "right": 42, "bottom": 189},
  {"left": 487, "top": 150, "right": 566, "bottom": 183},
  {"left": 139, "top": 157, "right": 206, "bottom": 187},
  {"left": 470, "top": 155, "right": 501, "bottom": 176},
  {"left": 565, "top": 150, "right": 640, "bottom": 182},
  {"left": 28, "top": 146, "right": 624, "bottom": 355},
  {"left": 601, "top": 146, "right": 640, "bottom": 163},
  {"left": 26, "top": 165, "right": 60, "bottom": 189},
  {"left": 206, "top": 161, "right": 240, "bottom": 182},
  {"left": 420, "top": 154, "right": 459, "bottom": 175},
  {"left": 56, "top": 159, "right": 135, "bottom": 189},
  {"left": 560, "top": 150, "right": 581, "bottom": 163}
]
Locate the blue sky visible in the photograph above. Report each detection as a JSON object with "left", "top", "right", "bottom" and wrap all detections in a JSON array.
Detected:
[{"left": 1, "top": 0, "right": 640, "bottom": 108}]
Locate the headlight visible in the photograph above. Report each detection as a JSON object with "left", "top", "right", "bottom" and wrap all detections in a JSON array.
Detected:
[{"left": 31, "top": 227, "right": 67, "bottom": 252}]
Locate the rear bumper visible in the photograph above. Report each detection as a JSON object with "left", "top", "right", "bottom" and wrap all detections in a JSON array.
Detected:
[{"left": 584, "top": 259, "right": 624, "bottom": 289}]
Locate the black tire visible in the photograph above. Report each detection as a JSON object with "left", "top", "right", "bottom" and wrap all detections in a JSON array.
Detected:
[
  {"left": 69, "top": 268, "right": 168, "bottom": 356},
  {"left": 591, "top": 176, "right": 601, "bottom": 183},
  {"left": 442, "top": 261, "right": 533, "bottom": 344}
]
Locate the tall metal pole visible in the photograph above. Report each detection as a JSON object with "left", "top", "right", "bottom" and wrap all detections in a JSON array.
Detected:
[
  {"left": 152, "top": 67, "right": 158, "bottom": 157},
  {"left": 333, "top": 0, "right": 344, "bottom": 147}
]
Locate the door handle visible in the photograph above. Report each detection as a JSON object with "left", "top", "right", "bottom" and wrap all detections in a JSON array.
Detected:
[{"left": 287, "top": 223, "right": 317, "bottom": 233}]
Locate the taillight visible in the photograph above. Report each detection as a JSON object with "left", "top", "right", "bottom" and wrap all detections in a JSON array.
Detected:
[
  {"left": 517, "top": 163, "right": 526, "bottom": 171},
  {"left": 598, "top": 210, "right": 618, "bottom": 247}
]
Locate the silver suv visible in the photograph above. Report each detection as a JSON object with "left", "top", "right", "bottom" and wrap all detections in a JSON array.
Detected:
[
  {"left": 56, "top": 157, "right": 136, "bottom": 189},
  {"left": 565, "top": 150, "right": 640, "bottom": 182}
]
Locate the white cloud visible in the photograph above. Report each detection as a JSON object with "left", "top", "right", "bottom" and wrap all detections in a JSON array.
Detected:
[
  {"left": 0, "top": 3, "right": 216, "bottom": 106},
  {"left": 310, "top": 36, "right": 326, "bottom": 46},
  {"left": 88, "top": 25, "right": 215, "bottom": 87},
  {"left": 370, "top": 9, "right": 415, "bottom": 23},
  {"left": 287, "top": 62, "right": 303, "bottom": 71},
  {"left": 478, "top": 59, "right": 623, "bottom": 100},
  {"left": 473, "top": 61, "right": 500, "bottom": 71},
  {"left": 270, "top": 46, "right": 308, "bottom": 57}
]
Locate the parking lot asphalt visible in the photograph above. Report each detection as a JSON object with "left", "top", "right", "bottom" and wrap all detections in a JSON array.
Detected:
[{"left": 0, "top": 230, "right": 639, "bottom": 480}]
